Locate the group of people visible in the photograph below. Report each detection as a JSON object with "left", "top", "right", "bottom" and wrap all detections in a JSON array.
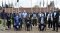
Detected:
[{"left": 0, "top": 9, "right": 60, "bottom": 32}]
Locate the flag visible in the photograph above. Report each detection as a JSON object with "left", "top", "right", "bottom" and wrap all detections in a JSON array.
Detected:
[{"left": 40, "top": 1, "right": 41, "bottom": 12}]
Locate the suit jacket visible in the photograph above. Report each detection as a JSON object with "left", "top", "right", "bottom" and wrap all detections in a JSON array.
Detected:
[
  {"left": 44, "top": 12, "right": 49, "bottom": 22},
  {"left": 52, "top": 11, "right": 59, "bottom": 21}
]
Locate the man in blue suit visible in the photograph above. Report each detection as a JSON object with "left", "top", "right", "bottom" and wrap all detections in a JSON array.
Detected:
[
  {"left": 38, "top": 12, "right": 42, "bottom": 31},
  {"left": 19, "top": 12, "right": 23, "bottom": 30},
  {"left": 14, "top": 13, "right": 20, "bottom": 31}
]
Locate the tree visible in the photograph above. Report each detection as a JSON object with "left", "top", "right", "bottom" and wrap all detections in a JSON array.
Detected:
[
  {"left": 33, "top": 5, "right": 39, "bottom": 8},
  {"left": 8, "top": 3, "right": 13, "bottom": 8},
  {"left": 50, "top": 1, "right": 55, "bottom": 7},
  {"left": 0, "top": 6, "right": 2, "bottom": 10},
  {"left": 17, "top": 0, "right": 19, "bottom": 2},
  {"left": 5, "top": 4, "right": 8, "bottom": 8}
]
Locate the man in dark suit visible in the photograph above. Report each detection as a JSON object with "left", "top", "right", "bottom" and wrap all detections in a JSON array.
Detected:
[
  {"left": 38, "top": 12, "right": 42, "bottom": 31},
  {"left": 6, "top": 13, "right": 11, "bottom": 30},
  {"left": 25, "top": 14, "right": 32, "bottom": 31},
  {"left": 52, "top": 11, "right": 59, "bottom": 32},
  {"left": 38, "top": 12, "right": 45, "bottom": 31},
  {"left": 47, "top": 12, "right": 52, "bottom": 28},
  {"left": 19, "top": 12, "right": 23, "bottom": 30},
  {"left": 44, "top": 12, "right": 48, "bottom": 30}
]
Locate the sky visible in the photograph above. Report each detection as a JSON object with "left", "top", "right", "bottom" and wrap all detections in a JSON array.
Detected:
[{"left": 0, "top": 0, "right": 60, "bottom": 8}]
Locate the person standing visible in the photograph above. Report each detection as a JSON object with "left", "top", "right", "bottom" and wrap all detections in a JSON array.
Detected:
[
  {"left": 44, "top": 12, "right": 48, "bottom": 31},
  {"left": 38, "top": 12, "right": 45, "bottom": 31},
  {"left": 14, "top": 13, "right": 20, "bottom": 31},
  {"left": 38, "top": 12, "right": 42, "bottom": 31},
  {"left": 31, "top": 11, "right": 37, "bottom": 26},
  {"left": 6, "top": 13, "right": 11, "bottom": 30},
  {"left": 52, "top": 11, "right": 59, "bottom": 32},
  {"left": 25, "top": 15, "right": 31, "bottom": 31},
  {"left": 22, "top": 10, "right": 28, "bottom": 30},
  {"left": 1, "top": 9, "right": 7, "bottom": 30},
  {"left": 47, "top": 12, "right": 52, "bottom": 28},
  {"left": 19, "top": 11, "right": 23, "bottom": 30}
]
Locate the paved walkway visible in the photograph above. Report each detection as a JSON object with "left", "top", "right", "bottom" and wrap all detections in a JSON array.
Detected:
[{"left": 0, "top": 26, "right": 60, "bottom": 33}]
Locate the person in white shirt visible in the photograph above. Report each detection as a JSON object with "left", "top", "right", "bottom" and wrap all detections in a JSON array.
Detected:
[
  {"left": 22, "top": 10, "right": 28, "bottom": 30},
  {"left": 22, "top": 10, "right": 28, "bottom": 18}
]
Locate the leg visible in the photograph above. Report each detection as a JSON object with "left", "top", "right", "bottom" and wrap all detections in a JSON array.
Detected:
[
  {"left": 51, "top": 21, "right": 52, "bottom": 28},
  {"left": 52, "top": 21, "right": 55, "bottom": 31},
  {"left": 48, "top": 20, "right": 50, "bottom": 28},
  {"left": 56, "top": 22, "right": 58, "bottom": 32}
]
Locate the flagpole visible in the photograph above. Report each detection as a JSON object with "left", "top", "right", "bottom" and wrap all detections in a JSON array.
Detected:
[
  {"left": 17, "top": 0, "right": 19, "bottom": 13},
  {"left": 8, "top": 0, "right": 10, "bottom": 13},
  {"left": 2, "top": 0, "right": 3, "bottom": 11},
  {"left": 43, "top": 0, "right": 44, "bottom": 7},
  {"left": 53, "top": 0, "right": 54, "bottom": 12},
  {"left": 5, "top": 0, "right": 6, "bottom": 13},
  {"left": 43, "top": 0, "right": 44, "bottom": 12},
  {"left": 40, "top": 1, "right": 41, "bottom": 12},
  {"left": 56, "top": 0, "right": 57, "bottom": 10},
  {"left": 18, "top": 1, "right": 19, "bottom": 13},
  {"left": 12, "top": 1, "right": 13, "bottom": 14},
  {"left": 31, "top": 0, "right": 32, "bottom": 13},
  {"left": 16, "top": 0, "right": 18, "bottom": 13},
  {"left": 47, "top": 0, "right": 48, "bottom": 12}
]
